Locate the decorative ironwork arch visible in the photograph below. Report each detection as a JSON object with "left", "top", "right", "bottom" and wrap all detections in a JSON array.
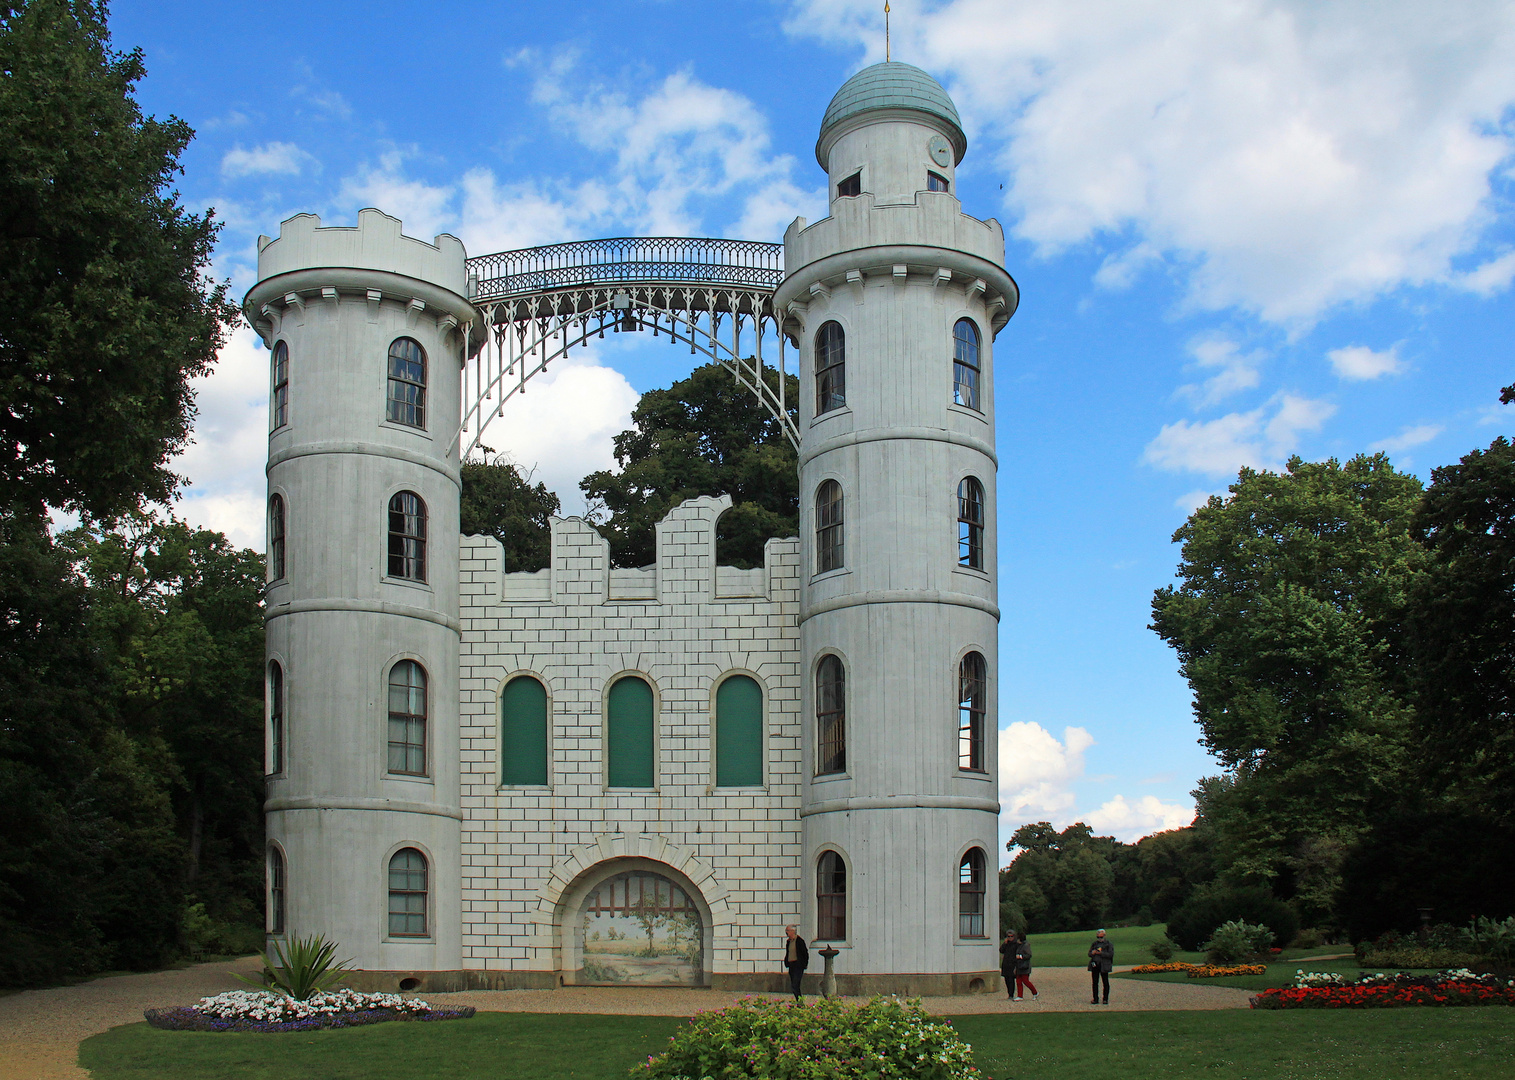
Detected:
[{"left": 458, "top": 238, "right": 795, "bottom": 460}]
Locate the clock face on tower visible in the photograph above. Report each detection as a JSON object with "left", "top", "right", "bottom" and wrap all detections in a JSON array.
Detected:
[{"left": 928, "top": 135, "right": 952, "bottom": 167}]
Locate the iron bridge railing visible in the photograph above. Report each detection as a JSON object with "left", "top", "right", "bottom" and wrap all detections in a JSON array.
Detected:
[{"left": 466, "top": 236, "right": 784, "bottom": 302}]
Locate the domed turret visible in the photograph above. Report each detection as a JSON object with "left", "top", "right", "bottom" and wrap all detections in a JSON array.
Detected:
[{"left": 816, "top": 61, "right": 966, "bottom": 170}]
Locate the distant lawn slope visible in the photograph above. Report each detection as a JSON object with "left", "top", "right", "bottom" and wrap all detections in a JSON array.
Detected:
[
  {"left": 1018, "top": 925, "right": 1199, "bottom": 967},
  {"left": 80, "top": 1009, "right": 1515, "bottom": 1080}
]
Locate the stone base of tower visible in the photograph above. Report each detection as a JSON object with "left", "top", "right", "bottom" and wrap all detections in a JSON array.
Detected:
[{"left": 341, "top": 968, "right": 1003, "bottom": 997}]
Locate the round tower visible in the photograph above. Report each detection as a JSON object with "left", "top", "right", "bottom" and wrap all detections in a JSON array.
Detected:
[
  {"left": 245, "top": 210, "right": 477, "bottom": 974},
  {"left": 776, "top": 63, "right": 1019, "bottom": 993}
]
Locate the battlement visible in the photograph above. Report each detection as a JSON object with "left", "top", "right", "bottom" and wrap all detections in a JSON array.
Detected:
[
  {"left": 783, "top": 192, "right": 1006, "bottom": 274},
  {"left": 461, "top": 495, "right": 801, "bottom": 607},
  {"left": 256, "top": 209, "right": 469, "bottom": 293}
]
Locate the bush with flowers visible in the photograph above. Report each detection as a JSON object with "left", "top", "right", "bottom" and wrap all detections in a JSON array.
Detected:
[
  {"left": 144, "top": 989, "right": 475, "bottom": 1032},
  {"left": 632, "top": 996, "right": 982, "bottom": 1080},
  {"left": 1127, "top": 962, "right": 1266, "bottom": 977},
  {"left": 1251, "top": 969, "right": 1515, "bottom": 1009}
]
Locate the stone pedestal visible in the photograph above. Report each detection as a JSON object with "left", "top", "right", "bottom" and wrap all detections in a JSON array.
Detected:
[{"left": 819, "top": 945, "right": 839, "bottom": 999}]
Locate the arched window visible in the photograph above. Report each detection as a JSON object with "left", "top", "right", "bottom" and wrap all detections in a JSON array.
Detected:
[
  {"left": 715, "top": 675, "right": 763, "bottom": 787},
  {"left": 959, "top": 652, "right": 987, "bottom": 772},
  {"left": 387, "top": 660, "right": 427, "bottom": 776},
  {"left": 959, "top": 848, "right": 987, "bottom": 938},
  {"left": 957, "top": 477, "right": 984, "bottom": 570},
  {"left": 268, "top": 847, "right": 286, "bottom": 934},
  {"left": 836, "top": 172, "right": 862, "bottom": 199},
  {"left": 606, "top": 676, "right": 655, "bottom": 788},
  {"left": 387, "top": 337, "right": 427, "bottom": 427},
  {"left": 927, "top": 171, "right": 951, "bottom": 193},
  {"left": 271, "top": 340, "right": 289, "bottom": 429},
  {"left": 388, "top": 848, "right": 428, "bottom": 937},
  {"left": 815, "top": 480, "right": 844, "bottom": 574},
  {"left": 953, "top": 319, "right": 980, "bottom": 411},
  {"left": 816, "top": 655, "right": 846, "bottom": 776},
  {"left": 815, "top": 322, "right": 845, "bottom": 415},
  {"left": 500, "top": 675, "right": 549, "bottom": 786},
  {"left": 388, "top": 491, "right": 427, "bottom": 581},
  {"left": 817, "top": 851, "right": 847, "bottom": 940},
  {"left": 268, "top": 661, "right": 285, "bottom": 774},
  {"left": 268, "top": 494, "right": 286, "bottom": 581}
]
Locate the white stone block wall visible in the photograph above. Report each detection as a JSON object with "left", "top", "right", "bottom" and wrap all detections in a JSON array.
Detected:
[{"left": 457, "top": 495, "right": 803, "bottom": 980}]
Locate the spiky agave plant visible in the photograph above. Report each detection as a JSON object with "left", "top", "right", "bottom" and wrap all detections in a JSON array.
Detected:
[{"left": 235, "top": 934, "right": 356, "bottom": 1000}]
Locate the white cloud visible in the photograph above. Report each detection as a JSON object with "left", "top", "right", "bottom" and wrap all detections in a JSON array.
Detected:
[
  {"left": 1177, "top": 335, "right": 1264, "bottom": 406},
  {"left": 1457, "top": 250, "right": 1515, "bottom": 296},
  {"left": 170, "top": 325, "right": 271, "bottom": 550},
  {"left": 999, "top": 722, "right": 1094, "bottom": 820},
  {"left": 1327, "top": 344, "right": 1404, "bottom": 380},
  {"left": 787, "top": 0, "right": 1515, "bottom": 325},
  {"left": 1369, "top": 423, "right": 1443, "bottom": 456},
  {"left": 1144, "top": 392, "right": 1336, "bottom": 478},
  {"left": 339, "top": 150, "right": 457, "bottom": 244},
  {"left": 1085, "top": 794, "right": 1195, "bottom": 841},
  {"left": 469, "top": 352, "right": 640, "bottom": 518},
  {"left": 221, "top": 142, "right": 316, "bottom": 179}
]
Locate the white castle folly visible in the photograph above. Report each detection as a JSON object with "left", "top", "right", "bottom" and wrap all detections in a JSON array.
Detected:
[{"left": 245, "top": 62, "right": 1018, "bottom": 995}]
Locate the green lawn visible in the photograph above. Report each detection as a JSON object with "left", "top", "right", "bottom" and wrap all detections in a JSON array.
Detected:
[
  {"left": 1020, "top": 924, "right": 1204, "bottom": 967},
  {"left": 79, "top": 1008, "right": 1515, "bottom": 1080}
]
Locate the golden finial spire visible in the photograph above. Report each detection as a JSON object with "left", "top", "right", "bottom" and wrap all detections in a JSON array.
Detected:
[{"left": 885, "top": 2, "right": 891, "bottom": 62}]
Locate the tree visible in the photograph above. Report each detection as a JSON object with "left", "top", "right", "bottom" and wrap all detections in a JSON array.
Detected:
[
  {"left": 459, "top": 454, "right": 561, "bottom": 573},
  {"left": 0, "top": 0, "right": 238, "bottom": 518},
  {"left": 580, "top": 362, "right": 798, "bottom": 568},
  {"left": 62, "top": 512, "right": 267, "bottom": 947},
  {"left": 1000, "top": 822, "right": 1121, "bottom": 933},
  {"left": 1403, "top": 437, "right": 1515, "bottom": 825},
  {"left": 1150, "top": 455, "right": 1424, "bottom": 890}
]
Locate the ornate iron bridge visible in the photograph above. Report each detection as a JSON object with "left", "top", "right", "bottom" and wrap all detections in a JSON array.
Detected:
[{"left": 457, "top": 237, "right": 796, "bottom": 461}]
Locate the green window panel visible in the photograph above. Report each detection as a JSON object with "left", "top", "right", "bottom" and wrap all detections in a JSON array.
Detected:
[
  {"left": 607, "top": 677, "right": 655, "bottom": 788},
  {"left": 500, "top": 676, "right": 549, "bottom": 786},
  {"left": 715, "top": 675, "right": 763, "bottom": 787}
]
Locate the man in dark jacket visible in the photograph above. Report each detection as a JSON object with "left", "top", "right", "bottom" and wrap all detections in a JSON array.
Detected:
[
  {"left": 998, "top": 931, "right": 1019, "bottom": 1000},
  {"left": 1088, "top": 928, "right": 1114, "bottom": 1004},
  {"left": 783, "top": 925, "right": 810, "bottom": 1001}
]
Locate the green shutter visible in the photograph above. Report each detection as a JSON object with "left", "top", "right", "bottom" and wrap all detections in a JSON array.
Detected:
[
  {"left": 500, "top": 677, "right": 548, "bottom": 785},
  {"left": 607, "top": 677, "right": 655, "bottom": 788},
  {"left": 715, "top": 676, "right": 763, "bottom": 787}
]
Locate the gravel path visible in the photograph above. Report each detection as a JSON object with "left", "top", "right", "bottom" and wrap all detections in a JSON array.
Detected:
[{"left": 0, "top": 960, "right": 1251, "bottom": 1079}]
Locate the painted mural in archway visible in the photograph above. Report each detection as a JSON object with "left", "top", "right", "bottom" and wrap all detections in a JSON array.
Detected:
[{"left": 578, "top": 870, "right": 703, "bottom": 985}]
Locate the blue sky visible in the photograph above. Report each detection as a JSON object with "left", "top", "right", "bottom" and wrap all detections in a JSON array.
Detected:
[{"left": 112, "top": 0, "right": 1515, "bottom": 856}]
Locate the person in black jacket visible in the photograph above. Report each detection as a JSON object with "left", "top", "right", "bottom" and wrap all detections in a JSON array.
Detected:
[
  {"left": 1015, "top": 934, "right": 1038, "bottom": 1000},
  {"left": 1088, "top": 928, "right": 1114, "bottom": 1004},
  {"left": 998, "top": 931, "right": 1019, "bottom": 1000},
  {"left": 783, "top": 925, "right": 810, "bottom": 1001}
]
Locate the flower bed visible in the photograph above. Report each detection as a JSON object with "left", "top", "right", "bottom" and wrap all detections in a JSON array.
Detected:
[
  {"left": 1251, "top": 969, "right": 1515, "bottom": 1009},
  {"left": 1127, "top": 962, "right": 1266, "bottom": 977},
  {"left": 144, "top": 989, "right": 476, "bottom": 1033},
  {"left": 634, "top": 996, "right": 983, "bottom": 1080}
]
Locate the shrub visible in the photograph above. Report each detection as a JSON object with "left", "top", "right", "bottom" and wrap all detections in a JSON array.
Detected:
[
  {"left": 1147, "top": 939, "right": 1174, "bottom": 961},
  {"left": 1204, "top": 920, "right": 1272, "bottom": 964},
  {"left": 1165, "top": 887, "right": 1299, "bottom": 951},
  {"left": 1359, "top": 946, "right": 1484, "bottom": 969},
  {"left": 634, "top": 997, "right": 982, "bottom": 1080},
  {"left": 1290, "top": 928, "right": 1324, "bottom": 950},
  {"left": 1463, "top": 916, "right": 1515, "bottom": 965}
]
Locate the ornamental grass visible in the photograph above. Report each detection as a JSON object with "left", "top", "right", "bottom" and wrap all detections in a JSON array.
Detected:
[{"left": 1252, "top": 970, "right": 1515, "bottom": 1010}]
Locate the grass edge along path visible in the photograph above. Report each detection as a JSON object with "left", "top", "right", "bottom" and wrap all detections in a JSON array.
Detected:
[{"left": 79, "top": 1007, "right": 1515, "bottom": 1080}]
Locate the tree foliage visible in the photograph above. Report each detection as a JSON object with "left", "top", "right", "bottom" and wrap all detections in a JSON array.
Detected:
[
  {"left": 0, "top": 509, "right": 264, "bottom": 987},
  {"left": 0, "top": 0, "right": 238, "bottom": 518},
  {"left": 580, "top": 362, "right": 798, "bottom": 568},
  {"left": 459, "top": 455, "right": 561, "bottom": 573},
  {"left": 1150, "top": 455, "right": 1423, "bottom": 889},
  {"left": 1404, "top": 437, "right": 1515, "bottom": 824}
]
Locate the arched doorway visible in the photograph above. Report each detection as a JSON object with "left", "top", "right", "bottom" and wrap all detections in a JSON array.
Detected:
[{"left": 577, "top": 869, "right": 703, "bottom": 985}]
